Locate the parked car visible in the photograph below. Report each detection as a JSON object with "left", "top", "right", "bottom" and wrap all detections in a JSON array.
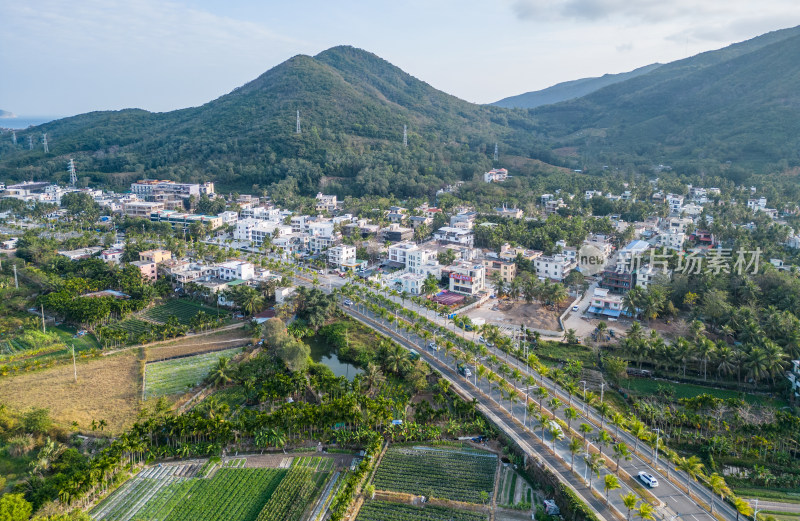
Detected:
[
  {"left": 572, "top": 305, "right": 579, "bottom": 312},
  {"left": 638, "top": 471, "right": 659, "bottom": 488}
]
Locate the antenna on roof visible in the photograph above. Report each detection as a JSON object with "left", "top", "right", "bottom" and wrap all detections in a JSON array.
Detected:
[
  {"left": 68, "top": 158, "right": 77, "bottom": 187},
  {"left": 42, "top": 133, "right": 49, "bottom": 153},
  {"left": 403, "top": 125, "right": 408, "bottom": 147},
  {"left": 28, "top": 135, "right": 33, "bottom": 150},
  {"left": 11, "top": 131, "right": 16, "bottom": 146},
  {"left": 493, "top": 143, "right": 498, "bottom": 161},
  {"left": 296, "top": 110, "right": 301, "bottom": 134}
]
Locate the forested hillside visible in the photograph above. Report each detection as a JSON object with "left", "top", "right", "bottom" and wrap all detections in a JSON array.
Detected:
[{"left": 2, "top": 26, "right": 800, "bottom": 196}]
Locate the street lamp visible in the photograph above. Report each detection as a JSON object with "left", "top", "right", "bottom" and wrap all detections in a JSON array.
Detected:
[
  {"left": 579, "top": 380, "right": 587, "bottom": 413},
  {"left": 653, "top": 428, "right": 662, "bottom": 470}
]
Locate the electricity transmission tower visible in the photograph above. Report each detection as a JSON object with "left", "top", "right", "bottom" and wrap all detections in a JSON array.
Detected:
[
  {"left": 494, "top": 143, "right": 498, "bottom": 161},
  {"left": 42, "top": 133, "right": 48, "bottom": 153},
  {"left": 296, "top": 110, "right": 301, "bottom": 134},
  {"left": 403, "top": 125, "right": 408, "bottom": 147},
  {"left": 68, "top": 159, "right": 77, "bottom": 187}
]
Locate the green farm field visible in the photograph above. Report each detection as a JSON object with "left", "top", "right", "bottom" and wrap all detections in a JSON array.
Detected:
[{"left": 143, "top": 347, "right": 242, "bottom": 398}]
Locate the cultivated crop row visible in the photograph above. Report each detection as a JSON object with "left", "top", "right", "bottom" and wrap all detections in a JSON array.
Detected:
[
  {"left": 144, "top": 347, "right": 241, "bottom": 398},
  {"left": 143, "top": 300, "right": 224, "bottom": 325},
  {"left": 255, "top": 467, "right": 324, "bottom": 521},
  {"left": 371, "top": 446, "right": 496, "bottom": 504},
  {"left": 162, "top": 468, "right": 286, "bottom": 521},
  {"left": 356, "top": 500, "right": 488, "bottom": 521}
]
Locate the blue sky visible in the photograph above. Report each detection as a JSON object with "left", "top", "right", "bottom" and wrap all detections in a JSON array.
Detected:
[{"left": 2, "top": 0, "right": 799, "bottom": 116}]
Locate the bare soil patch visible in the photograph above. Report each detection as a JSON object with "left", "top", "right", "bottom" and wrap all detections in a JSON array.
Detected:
[
  {"left": 467, "top": 300, "right": 564, "bottom": 331},
  {"left": 0, "top": 352, "right": 140, "bottom": 433},
  {"left": 146, "top": 329, "right": 250, "bottom": 361}
]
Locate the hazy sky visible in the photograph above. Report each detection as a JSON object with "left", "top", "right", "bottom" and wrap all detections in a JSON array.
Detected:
[{"left": 2, "top": 0, "right": 799, "bottom": 116}]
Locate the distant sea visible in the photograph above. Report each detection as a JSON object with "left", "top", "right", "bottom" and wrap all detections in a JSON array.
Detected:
[{"left": 0, "top": 116, "right": 61, "bottom": 129}]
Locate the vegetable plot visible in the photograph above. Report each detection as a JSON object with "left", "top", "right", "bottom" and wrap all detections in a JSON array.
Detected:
[
  {"left": 143, "top": 347, "right": 241, "bottom": 398},
  {"left": 371, "top": 446, "right": 497, "bottom": 503},
  {"left": 255, "top": 467, "right": 325, "bottom": 521},
  {"left": 356, "top": 500, "right": 488, "bottom": 521}
]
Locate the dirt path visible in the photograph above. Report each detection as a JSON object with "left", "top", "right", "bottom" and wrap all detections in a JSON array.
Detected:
[{"left": 102, "top": 323, "right": 247, "bottom": 356}]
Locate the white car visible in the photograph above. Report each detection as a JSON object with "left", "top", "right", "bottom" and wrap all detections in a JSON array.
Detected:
[
  {"left": 343, "top": 299, "right": 353, "bottom": 306},
  {"left": 427, "top": 342, "right": 439, "bottom": 351},
  {"left": 638, "top": 471, "right": 659, "bottom": 488}
]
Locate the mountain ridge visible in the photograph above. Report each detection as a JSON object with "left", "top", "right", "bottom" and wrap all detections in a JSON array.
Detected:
[
  {"left": 492, "top": 63, "right": 662, "bottom": 109},
  {"left": 2, "top": 27, "right": 800, "bottom": 193}
]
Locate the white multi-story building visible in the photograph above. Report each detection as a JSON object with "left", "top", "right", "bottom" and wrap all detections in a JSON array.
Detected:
[
  {"left": 747, "top": 197, "right": 767, "bottom": 211},
  {"left": 328, "top": 245, "right": 356, "bottom": 268},
  {"left": 315, "top": 193, "right": 338, "bottom": 212},
  {"left": 220, "top": 211, "right": 238, "bottom": 224},
  {"left": 308, "top": 234, "right": 337, "bottom": 254},
  {"left": 483, "top": 168, "right": 509, "bottom": 183},
  {"left": 534, "top": 255, "right": 576, "bottom": 282},
  {"left": 448, "top": 261, "right": 485, "bottom": 295},
  {"left": 666, "top": 194, "right": 684, "bottom": 213},
  {"left": 587, "top": 287, "right": 625, "bottom": 319},
  {"left": 216, "top": 261, "right": 254, "bottom": 281},
  {"left": 658, "top": 231, "right": 685, "bottom": 251},
  {"left": 389, "top": 272, "right": 427, "bottom": 295},
  {"left": 434, "top": 227, "right": 474, "bottom": 248},
  {"left": 636, "top": 264, "right": 671, "bottom": 289}
]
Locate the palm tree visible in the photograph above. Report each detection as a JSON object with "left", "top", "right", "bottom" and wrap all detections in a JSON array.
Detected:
[
  {"left": 549, "top": 422, "right": 564, "bottom": 451},
  {"left": 733, "top": 497, "right": 754, "bottom": 521},
  {"left": 621, "top": 492, "right": 638, "bottom": 521},
  {"left": 603, "top": 474, "right": 621, "bottom": 504},
  {"left": 568, "top": 437, "right": 583, "bottom": 471},
  {"left": 211, "top": 357, "right": 232, "bottom": 387},
  {"left": 595, "top": 430, "right": 612, "bottom": 457},
  {"left": 708, "top": 473, "right": 732, "bottom": 514},
  {"left": 675, "top": 455, "right": 704, "bottom": 496},
  {"left": 564, "top": 406, "right": 578, "bottom": 431},
  {"left": 612, "top": 443, "right": 631, "bottom": 474},
  {"left": 579, "top": 423, "right": 593, "bottom": 442},
  {"left": 636, "top": 502, "right": 655, "bottom": 521},
  {"left": 584, "top": 453, "right": 605, "bottom": 490}
]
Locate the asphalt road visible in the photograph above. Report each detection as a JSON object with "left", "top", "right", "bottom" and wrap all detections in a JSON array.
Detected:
[{"left": 291, "top": 268, "right": 744, "bottom": 521}]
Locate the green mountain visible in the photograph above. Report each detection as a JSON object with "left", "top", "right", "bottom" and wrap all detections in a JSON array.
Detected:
[
  {"left": 492, "top": 63, "right": 662, "bottom": 109},
  {"left": 0, "top": 46, "right": 551, "bottom": 199},
  {"left": 532, "top": 25, "right": 800, "bottom": 172},
  {"left": 3, "top": 26, "right": 800, "bottom": 196}
]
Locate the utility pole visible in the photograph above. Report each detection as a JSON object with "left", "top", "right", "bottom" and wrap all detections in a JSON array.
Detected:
[
  {"left": 72, "top": 344, "right": 78, "bottom": 383},
  {"left": 13, "top": 264, "right": 18, "bottom": 289},
  {"left": 41, "top": 304, "right": 46, "bottom": 333}
]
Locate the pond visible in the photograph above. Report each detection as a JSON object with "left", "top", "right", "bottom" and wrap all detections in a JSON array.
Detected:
[{"left": 306, "top": 335, "right": 362, "bottom": 381}]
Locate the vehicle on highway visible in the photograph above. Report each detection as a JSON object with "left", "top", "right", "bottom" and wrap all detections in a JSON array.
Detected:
[
  {"left": 457, "top": 363, "right": 472, "bottom": 378},
  {"left": 343, "top": 299, "right": 353, "bottom": 306},
  {"left": 427, "top": 342, "right": 439, "bottom": 351},
  {"left": 409, "top": 349, "right": 420, "bottom": 361},
  {"left": 638, "top": 471, "right": 659, "bottom": 488}
]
